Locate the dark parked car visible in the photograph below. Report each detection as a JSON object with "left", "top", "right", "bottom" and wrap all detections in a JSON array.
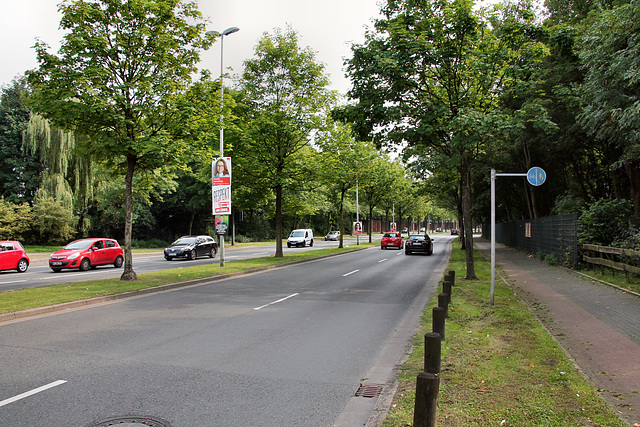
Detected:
[
  {"left": 381, "top": 232, "right": 403, "bottom": 250},
  {"left": 404, "top": 234, "right": 434, "bottom": 255},
  {"left": 49, "top": 238, "right": 124, "bottom": 272},
  {"left": 0, "top": 240, "right": 30, "bottom": 273},
  {"left": 451, "top": 229, "right": 459, "bottom": 235},
  {"left": 164, "top": 235, "right": 218, "bottom": 261}
]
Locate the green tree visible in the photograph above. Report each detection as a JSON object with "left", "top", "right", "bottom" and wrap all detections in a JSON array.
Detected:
[
  {"left": 237, "top": 27, "right": 335, "bottom": 257},
  {"left": 27, "top": 0, "right": 212, "bottom": 279},
  {"left": 345, "top": 0, "right": 488, "bottom": 278},
  {"left": 0, "top": 77, "right": 42, "bottom": 204},
  {"left": 576, "top": 1, "right": 640, "bottom": 217},
  {"left": 317, "top": 122, "right": 377, "bottom": 248},
  {"left": 360, "top": 156, "right": 404, "bottom": 242}
]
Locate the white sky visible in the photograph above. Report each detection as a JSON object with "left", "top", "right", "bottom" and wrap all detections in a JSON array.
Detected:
[{"left": 0, "top": 0, "right": 384, "bottom": 95}]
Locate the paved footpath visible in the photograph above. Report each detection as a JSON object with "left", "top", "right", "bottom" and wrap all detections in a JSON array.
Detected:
[{"left": 475, "top": 240, "right": 640, "bottom": 426}]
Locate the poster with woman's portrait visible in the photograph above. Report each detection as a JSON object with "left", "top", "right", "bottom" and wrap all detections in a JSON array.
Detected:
[
  {"left": 353, "top": 221, "right": 363, "bottom": 235},
  {"left": 212, "top": 157, "right": 232, "bottom": 215}
]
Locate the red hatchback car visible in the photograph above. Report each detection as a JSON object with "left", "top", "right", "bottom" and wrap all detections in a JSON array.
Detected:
[
  {"left": 49, "top": 238, "right": 124, "bottom": 272},
  {"left": 0, "top": 240, "right": 30, "bottom": 273},
  {"left": 381, "top": 232, "right": 404, "bottom": 250}
]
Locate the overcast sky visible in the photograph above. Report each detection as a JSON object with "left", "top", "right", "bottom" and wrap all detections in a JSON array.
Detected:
[{"left": 0, "top": 0, "right": 384, "bottom": 95}]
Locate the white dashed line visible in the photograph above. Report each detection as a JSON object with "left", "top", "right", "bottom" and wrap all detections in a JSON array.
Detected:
[
  {"left": 254, "top": 293, "right": 300, "bottom": 311},
  {"left": 0, "top": 380, "right": 67, "bottom": 408}
]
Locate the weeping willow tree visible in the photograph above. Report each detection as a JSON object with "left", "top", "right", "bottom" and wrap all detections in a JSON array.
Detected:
[{"left": 23, "top": 114, "right": 95, "bottom": 235}]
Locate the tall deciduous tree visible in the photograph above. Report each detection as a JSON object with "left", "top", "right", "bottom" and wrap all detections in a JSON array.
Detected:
[
  {"left": 343, "top": 0, "right": 545, "bottom": 279},
  {"left": 27, "top": 0, "right": 212, "bottom": 279},
  {"left": 237, "top": 27, "right": 335, "bottom": 257},
  {"left": 577, "top": 1, "right": 640, "bottom": 217},
  {"left": 0, "top": 77, "right": 42, "bottom": 204}
]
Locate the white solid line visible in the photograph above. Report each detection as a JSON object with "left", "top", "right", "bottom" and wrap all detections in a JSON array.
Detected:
[
  {"left": 343, "top": 270, "right": 359, "bottom": 277},
  {"left": 0, "top": 380, "right": 67, "bottom": 408},
  {"left": 254, "top": 293, "right": 300, "bottom": 311}
]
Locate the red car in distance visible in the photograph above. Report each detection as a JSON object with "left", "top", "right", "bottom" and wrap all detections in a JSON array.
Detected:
[
  {"left": 49, "top": 238, "right": 124, "bottom": 272},
  {"left": 381, "top": 232, "right": 404, "bottom": 250},
  {"left": 0, "top": 240, "right": 30, "bottom": 273}
]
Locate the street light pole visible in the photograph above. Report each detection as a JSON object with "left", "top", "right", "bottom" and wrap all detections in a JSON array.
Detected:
[{"left": 206, "top": 26, "right": 239, "bottom": 267}]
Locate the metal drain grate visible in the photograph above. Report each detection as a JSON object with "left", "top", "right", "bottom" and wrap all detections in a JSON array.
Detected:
[
  {"left": 354, "top": 382, "right": 384, "bottom": 398},
  {"left": 86, "top": 415, "right": 171, "bottom": 427}
]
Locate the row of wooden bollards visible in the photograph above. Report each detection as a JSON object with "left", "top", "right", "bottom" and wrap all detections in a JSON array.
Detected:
[{"left": 413, "top": 270, "right": 455, "bottom": 427}]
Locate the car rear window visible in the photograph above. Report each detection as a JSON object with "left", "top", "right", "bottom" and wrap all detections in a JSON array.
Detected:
[{"left": 384, "top": 233, "right": 399, "bottom": 238}]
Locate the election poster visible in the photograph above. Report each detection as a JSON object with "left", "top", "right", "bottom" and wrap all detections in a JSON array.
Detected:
[
  {"left": 212, "top": 157, "right": 231, "bottom": 215},
  {"left": 353, "top": 221, "right": 363, "bottom": 235}
]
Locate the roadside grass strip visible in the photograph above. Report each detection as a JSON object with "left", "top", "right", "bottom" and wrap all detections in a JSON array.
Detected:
[{"left": 381, "top": 242, "right": 626, "bottom": 427}]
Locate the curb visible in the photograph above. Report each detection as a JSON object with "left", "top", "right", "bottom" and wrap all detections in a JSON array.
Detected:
[{"left": 0, "top": 245, "right": 374, "bottom": 324}]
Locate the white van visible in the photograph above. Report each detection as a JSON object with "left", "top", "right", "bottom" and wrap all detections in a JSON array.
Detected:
[{"left": 287, "top": 229, "right": 314, "bottom": 248}]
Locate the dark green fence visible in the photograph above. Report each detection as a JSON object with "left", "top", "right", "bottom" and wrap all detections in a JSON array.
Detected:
[{"left": 484, "top": 213, "right": 578, "bottom": 269}]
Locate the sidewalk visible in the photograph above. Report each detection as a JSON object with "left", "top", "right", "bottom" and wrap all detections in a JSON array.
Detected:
[{"left": 474, "top": 239, "right": 640, "bottom": 426}]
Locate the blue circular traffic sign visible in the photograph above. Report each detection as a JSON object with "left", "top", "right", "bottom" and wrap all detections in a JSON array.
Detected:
[{"left": 527, "top": 167, "right": 546, "bottom": 186}]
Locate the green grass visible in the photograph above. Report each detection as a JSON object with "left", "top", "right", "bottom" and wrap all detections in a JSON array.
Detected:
[
  {"left": 382, "top": 242, "right": 626, "bottom": 427},
  {"left": 0, "top": 243, "right": 375, "bottom": 314},
  {"left": 577, "top": 266, "right": 640, "bottom": 295}
]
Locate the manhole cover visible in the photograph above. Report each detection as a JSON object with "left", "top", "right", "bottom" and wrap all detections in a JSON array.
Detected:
[
  {"left": 354, "top": 382, "right": 384, "bottom": 398},
  {"left": 86, "top": 415, "right": 171, "bottom": 427}
]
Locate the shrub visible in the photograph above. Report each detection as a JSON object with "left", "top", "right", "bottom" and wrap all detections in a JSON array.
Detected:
[
  {"left": 0, "top": 198, "right": 33, "bottom": 240},
  {"left": 578, "top": 198, "right": 635, "bottom": 246}
]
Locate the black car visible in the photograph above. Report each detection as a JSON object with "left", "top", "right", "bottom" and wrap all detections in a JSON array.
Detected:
[
  {"left": 404, "top": 234, "right": 434, "bottom": 255},
  {"left": 164, "top": 235, "right": 218, "bottom": 260}
]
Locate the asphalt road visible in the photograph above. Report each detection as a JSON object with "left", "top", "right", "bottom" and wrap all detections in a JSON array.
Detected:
[
  {"left": 0, "top": 235, "right": 453, "bottom": 426},
  {"left": 0, "top": 236, "right": 378, "bottom": 292}
]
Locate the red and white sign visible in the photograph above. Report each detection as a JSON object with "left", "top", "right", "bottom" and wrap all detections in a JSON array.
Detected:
[{"left": 212, "top": 157, "right": 232, "bottom": 215}]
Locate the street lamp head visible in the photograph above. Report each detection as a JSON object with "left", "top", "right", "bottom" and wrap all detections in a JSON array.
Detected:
[
  {"left": 222, "top": 27, "right": 240, "bottom": 36},
  {"left": 206, "top": 27, "right": 240, "bottom": 38}
]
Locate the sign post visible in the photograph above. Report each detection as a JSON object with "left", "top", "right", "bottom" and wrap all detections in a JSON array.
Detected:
[{"left": 491, "top": 167, "right": 546, "bottom": 305}]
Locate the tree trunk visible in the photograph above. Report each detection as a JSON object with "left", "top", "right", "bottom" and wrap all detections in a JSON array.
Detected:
[
  {"left": 626, "top": 161, "right": 640, "bottom": 218},
  {"left": 460, "top": 158, "right": 476, "bottom": 280},
  {"left": 275, "top": 184, "right": 283, "bottom": 257},
  {"left": 120, "top": 155, "right": 138, "bottom": 281}
]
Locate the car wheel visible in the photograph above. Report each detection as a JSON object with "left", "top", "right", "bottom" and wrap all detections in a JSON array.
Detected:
[
  {"left": 209, "top": 247, "right": 217, "bottom": 258},
  {"left": 287, "top": 243, "right": 291, "bottom": 248},
  {"left": 189, "top": 250, "right": 197, "bottom": 260},
  {"left": 164, "top": 256, "right": 172, "bottom": 261},
  {"left": 51, "top": 268, "right": 62, "bottom": 272},
  {"left": 79, "top": 258, "right": 91, "bottom": 271},
  {"left": 114, "top": 255, "right": 124, "bottom": 268},
  {"left": 17, "top": 259, "right": 29, "bottom": 273},
  {"left": 310, "top": 240, "right": 313, "bottom": 247},
  {"left": 405, "top": 250, "right": 410, "bottom": 255}
]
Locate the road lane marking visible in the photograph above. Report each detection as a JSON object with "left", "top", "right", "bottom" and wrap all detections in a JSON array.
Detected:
[
  {"left": 378, "top": 258, "right": 387, "bottom": 263},
  {"left": 343, "top": 270, "right": 359, "bottom": 276},
  {"left": 0, "top": 380, "right": 67, "bottom": 408},
  {"left": 254, "top": 293, "right": 300, "bottom": 311}
]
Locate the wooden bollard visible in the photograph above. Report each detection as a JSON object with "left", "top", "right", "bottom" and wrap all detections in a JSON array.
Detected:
[
  {"left": 438, "top": 293, "right": 449, "bottom": 317},
  {"left": 424, "top": 332, "right": 441, "bottom": 374},
  {"left": 448, "top": 270, "right": 455, "bottom": 286},
  {"left": 442, "top": 280, "right": 452, "bottom": 303},
  {"left": 413, "top": 372, "right": 440, "bottom": 427},
  {"left": 432, "top": 307, "right": 446, "bottom": 340}
]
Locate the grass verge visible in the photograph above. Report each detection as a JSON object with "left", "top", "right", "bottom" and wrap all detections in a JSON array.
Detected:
[
  {"left": 0, "top": 243, "right": 374, "bottom": 315},
  {"left": 382, "top": 241, "right": 626, "bottom": 427}
]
